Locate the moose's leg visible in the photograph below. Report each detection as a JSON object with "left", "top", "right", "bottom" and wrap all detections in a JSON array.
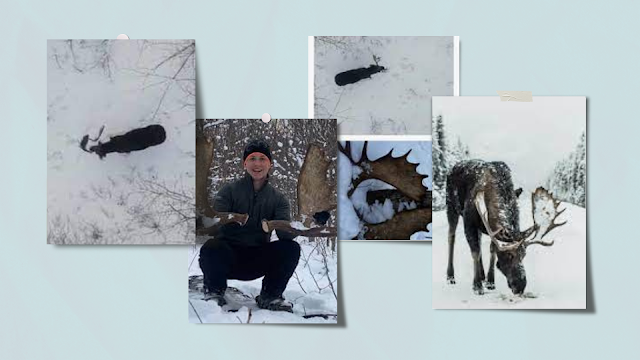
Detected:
[
  {"left": 446, "top": 211, "right": 459, "bottom": 284},
  {"left": 464, "top": 224, "right": 485, "bottom": 295},
  {"left": 486, "top": 243, "right": 496, "bottom": 290}
]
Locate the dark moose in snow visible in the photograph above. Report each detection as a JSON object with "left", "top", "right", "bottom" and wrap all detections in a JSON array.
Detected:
[
  {"left": 85, "top": 124, "right": 166, "bottom": 159},
  {"left": 446, "top": 160, "right": 567, "bottom": 295},
  {"left": 334, "top": 55, "right": 386, "bottom": 86}
]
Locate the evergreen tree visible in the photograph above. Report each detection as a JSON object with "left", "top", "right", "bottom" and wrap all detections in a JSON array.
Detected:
[
  {"left": 544, "top": 131, "right": 586, "bottom": 207},
  {"left": 432, "top": 115, "right": 448, "bottom": 191},
  {"left": 432, "top": 115, "right": 472, "bottom": 211}
]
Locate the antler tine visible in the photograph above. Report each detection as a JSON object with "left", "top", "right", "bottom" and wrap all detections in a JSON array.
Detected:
[
  {"left": 401, "top": 148, "right": 414, "bottom": 161},
  {"left": 338, "top": 141, "right": 356, "bottom": 165},
  {"left": 539, "top": 219, "right": 568, "bottom": 239},
  {"left": 338, "top": 141, "right": 369, "bottom": 165},
  {"left": 474, "top": 192, "right": 522, "bottom": 252},
  {"left": 487, "top": 226, "right": 502, "bottom": 239},
  {"left": 358, "top": 141, "right": 369, "bottom": 165},
  {"left": 527, "top": 187, "right": 568, "bottom": 247},
  {"left": 525, "top": 239, "right": 555, "bottom": 247}
]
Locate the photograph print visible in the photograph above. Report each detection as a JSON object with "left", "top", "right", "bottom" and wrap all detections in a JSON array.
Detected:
[
  {"left": 338, "top": 139, "right": 432, "bottom": 240},
  {"left": 431, "top": 97, "right": 586, "bottom": 309},
  {"left": 47, "top": 39, "right": 196, "bottom": 244},
  {"left": 311, "top": 36, "right": 458, "bottom": 135},
  {"left": 190, "top": 119, "right": 338, "bottom": 323}
]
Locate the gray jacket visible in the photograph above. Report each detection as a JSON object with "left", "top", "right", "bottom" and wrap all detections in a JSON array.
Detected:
[{"left": 213, "top": 174, "right": 294, "bottom": 246}]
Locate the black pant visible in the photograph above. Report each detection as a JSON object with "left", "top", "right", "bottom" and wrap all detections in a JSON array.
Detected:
[{"left": 199, "top": 239, "right": 301, "bottom": 299}]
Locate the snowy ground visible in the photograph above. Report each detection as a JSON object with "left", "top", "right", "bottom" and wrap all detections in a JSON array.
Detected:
[
  {"left": 313, "top": 36, "right": 455, "bottom": 135},
  {"left": 339, "top": 141, "right": 432, "bottom": 240},
  {"left": 432, "top": 197, "right": 586, "bottom": 309},
  {"left": 188, "top": 237, "right": 338, "bottom": 324},
  {"left": 47, "top": 40, "right": 195, "bottom": 244}
]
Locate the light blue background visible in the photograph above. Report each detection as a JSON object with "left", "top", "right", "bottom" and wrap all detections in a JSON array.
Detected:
[{"left": 1, "top": 1, "right": 636, "bottom": 359}]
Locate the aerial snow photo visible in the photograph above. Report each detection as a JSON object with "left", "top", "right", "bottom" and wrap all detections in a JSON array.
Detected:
[
  {"left": 190, "top": 119, "right": 338, "bottom": 324},
  {"left": 312, "top": 36, "right": 458, "bottom": 135},
  {"left": 47, "top": 39, "right": 196, "bottom": 244},
  {"left": 431, "top": 97, "right": 586, "bottom": 309},
  {"left": 338, "top": 140, "right": 432, "bottom": 240}
]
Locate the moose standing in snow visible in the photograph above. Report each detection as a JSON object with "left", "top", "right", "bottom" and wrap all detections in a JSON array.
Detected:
[
  {"left": 81, "top": 124, "right": 166, "bottom": 159},
  {"left": 446, "top": 160, "right": 567, "bottom": 295},
  {"left": 334, "top": 55, "right": 386, "bottom": 86}
]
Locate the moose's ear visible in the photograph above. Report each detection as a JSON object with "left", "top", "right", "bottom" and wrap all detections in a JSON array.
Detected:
[{"left": 515, "top": 188, "right": 523, "bottom": 198}]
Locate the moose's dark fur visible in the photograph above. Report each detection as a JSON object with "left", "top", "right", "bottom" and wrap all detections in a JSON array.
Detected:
[
  {"left": 90, "top": 124, "right": 166, "bottom": 159},
  {"left": 334, "top": 65, "right": 386, "bottom": 86},
  {"left": 446, "top": 159, "right": 528, "bottom": 295}
]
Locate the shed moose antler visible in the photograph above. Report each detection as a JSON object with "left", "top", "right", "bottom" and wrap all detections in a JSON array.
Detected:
[
  {"left": 261, "top": 143, "right": 337, "bottom": 237},
  {"left": 195, "top": 120, "right": 251, "bottom": 238},
  {"left": 339, "top": 141, "right": 432, "bottom": 240}
]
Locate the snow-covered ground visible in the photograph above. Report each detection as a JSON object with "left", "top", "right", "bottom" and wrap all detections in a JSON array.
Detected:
[
  {"left": 47, "top": 40, "right": 195, "bottom": 244},
  {"left": 313, "top": 36, "right": 455, "bottom": 135},
  {"left": 432, "top": 197, "right": 586, "bottom": 309},
  {"left": 188, "top": 237, "right": 338, "bottom": 324},
  {"left": 339, "top": 141, "right": 432, "bottom": 240}
]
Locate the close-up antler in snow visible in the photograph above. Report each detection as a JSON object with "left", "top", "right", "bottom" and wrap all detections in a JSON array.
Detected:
[{"left": 339, "top": 141, "right": 432, "bottom": 240}]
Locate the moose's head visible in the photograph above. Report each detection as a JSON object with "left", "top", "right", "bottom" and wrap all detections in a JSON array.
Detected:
[
  {"left": 476, "top": 186, "right": 567, "bottom": 295},
  {"left": 367, "top": 64, "right": 386, "bottom": 73}
]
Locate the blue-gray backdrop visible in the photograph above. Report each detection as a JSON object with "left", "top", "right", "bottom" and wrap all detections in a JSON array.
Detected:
[{"left": 1, "top": 1, "right": 634, "bottom": 359}]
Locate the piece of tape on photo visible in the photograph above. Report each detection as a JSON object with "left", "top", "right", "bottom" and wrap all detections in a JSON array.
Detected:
[{"left": 497, "top": 91, "right": 532, "bottom": 102}]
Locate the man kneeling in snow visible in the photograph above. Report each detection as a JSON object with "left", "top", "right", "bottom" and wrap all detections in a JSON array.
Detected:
[{"left": 199, "top": 139, "right": 300, "bottom": 312}]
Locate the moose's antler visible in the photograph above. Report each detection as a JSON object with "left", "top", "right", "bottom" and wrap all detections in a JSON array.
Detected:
[
  {"left": 339, "top": 141, "right": 427, "bottom": 202},
  {"left": 473, "top": 191, "right": 525, "bottom": 251},
  {"left": 524, "top": 187, "right": 567, "bottom": 247},
  {"left": 372, "top": 54, "right": 381, "bottom": 66},
  {"left": 262, "top": 220, "right": 337, "bottom": 237},
  {"left": 293, "top": 143, "right": 338, "bottom": 238},
  {"left": 297, "top": 144, "right": 336, "bottom": 226},
  {"left": 359, "top": 207, "right": 431, "bottom": 240},
  {"left": 340, "top": 141, "right": 431, "bottom": 240}
]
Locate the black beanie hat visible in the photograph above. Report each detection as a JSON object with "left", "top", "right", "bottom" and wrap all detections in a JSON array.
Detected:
[{"left": 243, "top": 139, "right": 272, "bottom": 162}]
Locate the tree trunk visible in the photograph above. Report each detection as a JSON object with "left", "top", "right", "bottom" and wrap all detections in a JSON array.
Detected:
[{"left": 196, "top": 120, "right": 214, "bottom": 216}]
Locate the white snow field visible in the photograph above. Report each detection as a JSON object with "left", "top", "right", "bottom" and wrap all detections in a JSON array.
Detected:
[
  {"left": 338, "top": 141, "right": 432, "bottom": 240},
  {"left": 47, "top": 40, "right": 195, "bottom": 244},
  {"left": 188, "top": 238, "right": 338, "bottom": 324},
  {"left": 314, "top": 36, "right": 456, "bottom": 135},
  {"left": 432, "top": 196, "right": 586, "bottom": 309}
]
